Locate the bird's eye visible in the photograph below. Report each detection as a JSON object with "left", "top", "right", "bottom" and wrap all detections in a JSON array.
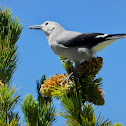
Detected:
[{"left": 45, "top": 22, "right": 48, "bottom": 25}]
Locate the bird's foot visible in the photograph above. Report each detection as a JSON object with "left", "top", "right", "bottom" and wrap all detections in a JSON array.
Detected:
[{"left": 62, "top": 59, "right": 71, "bottom": 63}]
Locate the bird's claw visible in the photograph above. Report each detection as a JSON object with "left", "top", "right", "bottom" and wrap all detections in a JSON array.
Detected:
[{"left": 62, "top": 59, "right": 71, "bottom": 63}]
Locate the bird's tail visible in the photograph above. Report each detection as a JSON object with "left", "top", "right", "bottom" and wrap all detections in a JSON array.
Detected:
[{"left": 106, "top": 34, "right": 126, "bottom": 40}]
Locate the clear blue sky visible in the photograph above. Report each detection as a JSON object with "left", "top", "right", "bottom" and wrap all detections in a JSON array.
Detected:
[{"left": 1, "top": 0, "right": 126, "bottom": 125}]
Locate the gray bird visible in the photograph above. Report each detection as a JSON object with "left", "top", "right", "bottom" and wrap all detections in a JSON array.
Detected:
[{"left": 29, "top": 21, "right": 126, "bottom": 69}]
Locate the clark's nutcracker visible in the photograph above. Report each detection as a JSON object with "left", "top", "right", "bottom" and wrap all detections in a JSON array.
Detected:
[{"left": 29, "top": 21, "right": 126, "bottom": 69}]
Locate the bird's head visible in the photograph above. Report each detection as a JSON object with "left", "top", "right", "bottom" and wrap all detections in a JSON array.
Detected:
[{"left": 29, "top": 21, "right": 64, "bottom": 36}]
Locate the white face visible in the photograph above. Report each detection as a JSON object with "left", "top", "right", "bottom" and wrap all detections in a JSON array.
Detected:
[
  {"left": 29, "top": 21, "right": 59, "bottom": 36},
  {"left": 41, "top": 21, "right": 56, "bottom": 35}
]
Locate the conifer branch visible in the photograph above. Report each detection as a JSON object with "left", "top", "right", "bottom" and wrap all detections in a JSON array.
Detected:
[{"left": 0, "top": 7, "right": 23, "bottom": 125}]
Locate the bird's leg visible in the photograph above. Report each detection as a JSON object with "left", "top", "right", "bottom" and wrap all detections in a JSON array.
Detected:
[
  {"left": 74, "top": 61, "right": 82, "bottom": 93},
  {"left": 75, "top": 61, "right": 80, "bottom": 70}
]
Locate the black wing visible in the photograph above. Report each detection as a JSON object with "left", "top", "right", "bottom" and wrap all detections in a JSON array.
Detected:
[{"left": 57, "top": 33, "right": 126, "bottom": 49}]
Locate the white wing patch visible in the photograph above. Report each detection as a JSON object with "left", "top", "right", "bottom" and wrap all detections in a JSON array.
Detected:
[
  {"left": 95, "top": 34, "right": 108, "bottom": 38},
  {"left": 78, "top": 48, "right": 88, "bottom": 53}
]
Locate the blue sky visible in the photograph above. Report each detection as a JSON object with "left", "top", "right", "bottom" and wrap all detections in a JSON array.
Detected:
[{"left": 1, "top": 0, "right": 126, "bottom": 125}]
